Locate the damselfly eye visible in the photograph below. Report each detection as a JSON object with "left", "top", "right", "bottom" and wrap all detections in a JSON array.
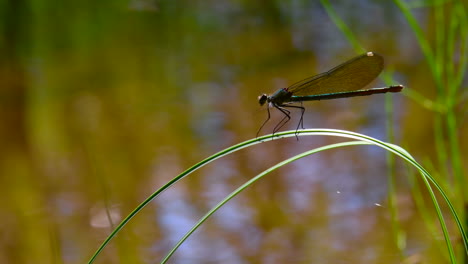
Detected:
[{"left": 258, "top": 94, "right": 268, "bottom": 106}]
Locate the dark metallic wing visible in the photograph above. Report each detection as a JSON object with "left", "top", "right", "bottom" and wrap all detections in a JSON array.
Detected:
[{"left": 287, "top": 52, "right": 384, "bottom": 96}]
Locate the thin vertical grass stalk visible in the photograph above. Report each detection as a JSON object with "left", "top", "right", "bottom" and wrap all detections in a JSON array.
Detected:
[{"left": 320, "top": 0, "right": 407, "bottom": 255}]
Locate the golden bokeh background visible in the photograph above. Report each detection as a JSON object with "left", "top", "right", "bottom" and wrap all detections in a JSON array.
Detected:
[{"left": 0, "top": 0, "right": 466, "bottom": 263}]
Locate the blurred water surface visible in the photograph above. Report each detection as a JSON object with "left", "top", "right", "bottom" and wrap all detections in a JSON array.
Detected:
[{"left": 0, "top": 0, "right": 465, "bottom": 263}]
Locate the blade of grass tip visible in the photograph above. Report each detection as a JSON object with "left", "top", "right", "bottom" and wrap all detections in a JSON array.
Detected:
[{"left": 160, "top": 140, "right": 373, "bottom": 263}]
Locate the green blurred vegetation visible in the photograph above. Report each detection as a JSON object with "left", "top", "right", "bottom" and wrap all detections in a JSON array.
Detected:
[{"left": 0, "top": 0, "right": 466, "bottom": 263}]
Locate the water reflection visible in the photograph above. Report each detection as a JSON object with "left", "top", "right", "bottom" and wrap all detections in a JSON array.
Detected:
[{"left": 1, "top": 0, "right": 464, "bottom": 263}]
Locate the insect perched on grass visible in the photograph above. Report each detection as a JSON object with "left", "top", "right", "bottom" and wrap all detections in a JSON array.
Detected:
[{"left": 257, "top": 52, "right": 404, "bottom": 138}]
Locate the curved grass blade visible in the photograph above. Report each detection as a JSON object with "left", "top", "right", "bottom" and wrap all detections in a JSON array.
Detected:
[
  {"left": 160, "top": 140, "right": 372, "bottom": 263},
  {"left": 88, "top": 129, "right": 467, "bottom": 263},
  {"left": 160, "top": 132, "right": 465, "bottom": 263}
]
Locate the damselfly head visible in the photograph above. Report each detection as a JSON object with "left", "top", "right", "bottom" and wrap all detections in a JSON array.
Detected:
[{"left": 258, "top": 94, "right": 268, "bottom": 106}]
